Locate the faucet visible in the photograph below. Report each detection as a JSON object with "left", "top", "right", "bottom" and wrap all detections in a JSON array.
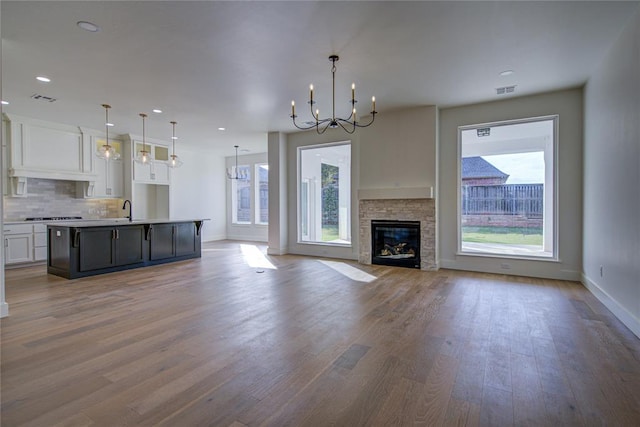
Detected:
[{"left": 122, "top": 199, "right": 132, "bottom": 222}]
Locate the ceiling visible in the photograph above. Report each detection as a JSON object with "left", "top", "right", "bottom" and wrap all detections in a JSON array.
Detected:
[{"left": 2, "top": 1, "right": 638, "bottom": 156}]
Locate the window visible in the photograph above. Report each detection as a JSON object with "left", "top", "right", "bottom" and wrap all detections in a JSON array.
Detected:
[
  {"left": 231, "top": 165, "right": 251, "bottom": 224},
  {"left": 298, "top": 142, "right": 351, "bottom": 245},
  {"left": 459, "top": 117, "right": 556, "bottom": 259},
  {"left": 255, "top": 163, "right": 269, "bottom": 225}
]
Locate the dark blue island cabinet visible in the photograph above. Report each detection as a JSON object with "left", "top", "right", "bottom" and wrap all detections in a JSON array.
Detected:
[{"left": 47, "top": 220, "right": 204, "bottom": 279}]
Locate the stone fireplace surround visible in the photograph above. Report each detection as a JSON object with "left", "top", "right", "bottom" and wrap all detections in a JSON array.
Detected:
[{"left": 359, "top": 196, "right": 436, "bottom": 271}]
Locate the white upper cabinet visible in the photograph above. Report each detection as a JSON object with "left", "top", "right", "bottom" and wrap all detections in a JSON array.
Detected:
[{"left": 126, "top": 136, "right": 171, "bottom": 185}]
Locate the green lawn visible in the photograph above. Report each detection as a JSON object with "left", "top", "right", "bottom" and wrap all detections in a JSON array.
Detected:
[
  {"left": 322, "top": 224, "right": 339, "bottom": 242},
  {"left": 462, "top": 226, "right": 542, "bottom": 245}
]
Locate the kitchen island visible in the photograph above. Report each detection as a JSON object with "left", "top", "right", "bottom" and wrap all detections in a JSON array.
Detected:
[{"left": 47, "top": 219, "right": 206, "bottom": 279}]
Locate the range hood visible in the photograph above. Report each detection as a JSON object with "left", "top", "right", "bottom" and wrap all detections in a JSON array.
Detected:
[{"left": 4, "top": 114, "right": 99, "bottom": 195}]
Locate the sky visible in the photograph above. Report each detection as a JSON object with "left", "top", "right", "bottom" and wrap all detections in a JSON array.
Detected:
[{"left": 483, "top": 152, "right": 545, "bottom": 184}]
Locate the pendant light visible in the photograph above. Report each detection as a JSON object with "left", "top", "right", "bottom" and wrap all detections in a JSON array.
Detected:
[
  {"left": 134, "top": 113, "right": 152, "bottom": 164},
  {"left": 226, "top": 145, "right": 248, "bottom": 180},
  {"left": 97, "top": 104, "right": 120, "bottom": 160},
  {"left": 168, "top": 121, "right": 183, "bottom": 168}
]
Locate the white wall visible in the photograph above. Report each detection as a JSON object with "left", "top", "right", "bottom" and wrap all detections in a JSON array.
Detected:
[
  {"left": 225, "top": 151, "right": 268, "bottom": 242},
  {"left": 583, "top": 7, "right": 640, "bottom": 337},
  {"left": 360, "top": 106, "right": 438, "bottom": 191},
  {"left": 439, "top": 89, "right": 584, "bottom": 280},
  {"left": 170, "top": 148, "right": 226, "bottom": 242}
]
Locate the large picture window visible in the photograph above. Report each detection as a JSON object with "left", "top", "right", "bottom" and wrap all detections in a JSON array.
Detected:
[
  {"left": 298, "top": 142, "right": 351, "bottom": 245},
  {"left": 459, "top": 117, "right": 556, "bottom": 259}
]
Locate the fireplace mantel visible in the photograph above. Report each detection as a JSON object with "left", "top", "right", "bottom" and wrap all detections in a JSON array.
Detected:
[{"left": 358, "top": 186, "right": 433, "bottom": 200}]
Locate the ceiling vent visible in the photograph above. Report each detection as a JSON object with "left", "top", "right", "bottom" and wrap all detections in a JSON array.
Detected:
[
  {"left": 496, "top": 85, "right": 516, "bottom": 95},
  {"left": 31, "top": 93, "right": 57, "bottom": 103}
]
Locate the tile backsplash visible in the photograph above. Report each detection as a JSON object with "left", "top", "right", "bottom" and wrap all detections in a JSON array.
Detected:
[{"left": 4, "top": 178, "right": 123, "bottom": 221}]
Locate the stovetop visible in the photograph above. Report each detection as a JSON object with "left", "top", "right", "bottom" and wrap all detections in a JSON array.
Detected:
[{"left": 24, "top": 216, "right": 83, "bottom": 221}]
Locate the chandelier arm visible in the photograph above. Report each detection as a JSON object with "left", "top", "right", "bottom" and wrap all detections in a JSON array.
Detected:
[
  {"left": 353, "top": 112, "right": 377, "bottom": 128},
  {"left": 292, "top": 115, "right": 328, "bottom": 130},
  {"left": 316, "top": 121, "right": 333, "bottom": 135},
  {"left": 345, "top": 98, "right": 356, "bottom": 122},
  {"left": 308, "top": 100, "right": 317, "bottom": 118},
  {"left": 336, "top": 119, "right": 357, "bottom": 134}
]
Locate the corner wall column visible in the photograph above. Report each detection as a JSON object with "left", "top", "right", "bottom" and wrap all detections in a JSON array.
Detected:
[{"left": 267, "top": 132, "right": 288, "bottom": 255}]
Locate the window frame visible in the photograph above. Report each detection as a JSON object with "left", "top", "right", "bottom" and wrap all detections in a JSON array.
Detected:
[
  {"left": 230, "top": 164, "right": 252, "bottom": 225},
  {"left": 456, "top": 115, "right": 559, "bottom": 261},
  {"left": 254, "top": 163, "right": 269, "bottom": 225},
  {"left": 297, "top": 140, "right": 352, "bottom": 247}
]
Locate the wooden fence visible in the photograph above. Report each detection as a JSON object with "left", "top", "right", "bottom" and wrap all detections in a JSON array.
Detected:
[{"left": 462, "top": 184, "right": 543, "bottom": 218}]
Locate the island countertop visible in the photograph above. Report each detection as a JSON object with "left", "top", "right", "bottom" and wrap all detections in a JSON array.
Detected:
[{"left": 48, "top": 218, "right": 209, "bottom": 228}]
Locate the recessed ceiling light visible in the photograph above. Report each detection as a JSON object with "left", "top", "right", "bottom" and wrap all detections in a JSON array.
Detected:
[
  {"left": 36, "top": 76, "right": 51, "bottom": 83},
  {"left": 218, "top": 127, "right": 226, "bottom": 131},
  {"left": 106, "top": 122, "right": 114, "bottom": 127},
  {"left": 1, "top": 100, "right": 8, "bottom": 105},
  {"left": 152, "top": 109, "right": 162, "bottom": 114},
  {"left": 499, "top": 70, "right": 514, "bottom": 77},
  {"left": 77, "top": 21, "right": 100, "bottom": 32},
  {"left": 240, "top": 149, "right": 250, "bottom": 153}
]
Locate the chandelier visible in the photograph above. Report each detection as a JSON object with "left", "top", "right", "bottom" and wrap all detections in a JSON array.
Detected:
[
  {"left": 97, "top": 104, "right": 120, "bottom": 160},
  {"left": 290, "top": 55, "right": 377, "bottom": 134},
  {"left": 135, "top": 113, "right": 152, "bottom": 164},
  {"left": 168, "top": 121, "right": 183, "bottom": 168},
  {"left": 226, "top": 145, "right": 248, "bottom": 180}
]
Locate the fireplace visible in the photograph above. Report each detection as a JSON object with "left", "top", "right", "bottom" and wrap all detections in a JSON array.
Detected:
[{"left": 371, "top": 220, "right": 420, "bottom": 269}]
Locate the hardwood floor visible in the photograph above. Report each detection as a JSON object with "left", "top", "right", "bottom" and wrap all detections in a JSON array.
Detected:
[{"left": 2, "top": 240, "right": 639, "bottom": 426}]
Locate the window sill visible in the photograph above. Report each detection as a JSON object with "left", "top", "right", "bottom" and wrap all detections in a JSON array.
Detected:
[{"left": 456, "top": 250, "right": 560, "bottom": 263}]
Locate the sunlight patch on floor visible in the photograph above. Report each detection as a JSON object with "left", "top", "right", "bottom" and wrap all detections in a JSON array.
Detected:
[
  {"left": 240, "top": 244, "right": 277, "bottom": 269},
  {"left": 318, "top": 260, "right": 377, "bottom": 283}
]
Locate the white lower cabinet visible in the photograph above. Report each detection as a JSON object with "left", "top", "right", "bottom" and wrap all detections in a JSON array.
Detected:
[
  {"left": 4, "top": 223, "right": 48, "bottom": 264},
  {"left": 4, "top": 224, "right": 34, "bottom": 264},
  {"left": 33, "top": 224, "right": 47, "bottom": 261}
]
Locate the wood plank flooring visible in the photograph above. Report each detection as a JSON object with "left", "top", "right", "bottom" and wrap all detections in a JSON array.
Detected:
[{"left": 2, "top": 240, "right": 639, "bottom": 426}]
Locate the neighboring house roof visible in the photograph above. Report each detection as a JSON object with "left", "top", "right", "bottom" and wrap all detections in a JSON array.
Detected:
[{"left": 462, "top": 156, "right": 509, "bottom": 180}]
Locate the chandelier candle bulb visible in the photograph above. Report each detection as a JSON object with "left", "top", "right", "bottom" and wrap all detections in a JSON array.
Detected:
[
  {"left": 291, "top": 100, "right": 295, "bottom": 117},
  {"left": 372, "top": 96, "right": 376, "bottom": 112},
  {"left": 310, "top": 85, "right": 314, "bottom": 104},
  {"left": 352, "top": 83, "right": 355, "bottom": 100}
]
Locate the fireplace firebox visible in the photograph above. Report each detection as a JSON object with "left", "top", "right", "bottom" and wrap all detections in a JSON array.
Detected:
[{"left": 371, "top": 220, "right": 420, "bottom": 269}]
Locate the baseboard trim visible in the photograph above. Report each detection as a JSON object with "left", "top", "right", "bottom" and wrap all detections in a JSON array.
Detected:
[
  {"left": 267, "top": 246, "right": 288, "bottom": 256},
  {"left": 439, "top": 258, "right": 580, "bottom": 281},
  {"left": 581, "top": 273, "right": 640, "bottom": 339},
  {"left": 202, "top": 234, "right": 227, "bottom": 242}
]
